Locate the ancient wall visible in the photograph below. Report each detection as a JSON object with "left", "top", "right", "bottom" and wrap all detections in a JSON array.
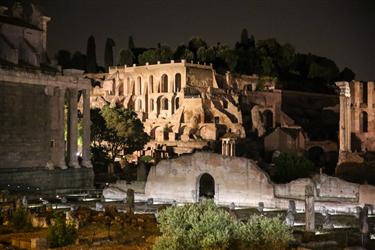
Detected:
[
  {"left": 0, "top": 82, "right": 51, "bottom": 169},
  {"left": 145, "top": 152, "right": 275, "bottom": 206},
  {"left": 143, "top": 152, "right": 375, "bottom": 210}
]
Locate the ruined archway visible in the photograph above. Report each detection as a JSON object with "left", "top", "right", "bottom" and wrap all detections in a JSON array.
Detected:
[
  {"left": 263, "top": 110, "right": 273, "bottom": 131},
  {"left": 175, "top": 73, "right": 181, "bottom": 92},
  {"left": 361, "top": 111, "right": 368, "bottom": 133},
  {"left": 161, "top": 74, "right": 168, "bottom": 93},
  {"left": 199, "top": 173, "right": 215, "bottom": 199}
]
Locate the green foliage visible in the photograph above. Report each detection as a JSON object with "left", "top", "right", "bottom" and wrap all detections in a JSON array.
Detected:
[
  {"left": 47, "top": 216, "right": 77, "bottom": 248},
  {"left": 138, "top": 45, "right": 173, "bottom": 65},
  {"left": 235, "top": 215, "right": 293, "bottom": 250},
  {"left": 91, "top": 106, "right": 150, "bottom": 162},
  {"left": 138, "top": 49, "right": 159, "bottom": 65},
  {"left": 11, "top": 208, "right": 29, "bottom": 230},
  {"left": 154, "top": 201, "right": 234, "bottom": 250},
  {"left": 140, "top": 155, "right": 154, "bottom": 163},
  {"left": 154, "top": 201, "right": 293, "bottom": 250},
  {"left": 118, "top": 49, "right": 135, "bottom": 66},
  {"left": 274, "top": 153, "right": 314, "bottom": 183},
  {"left": 197, "top": 47, "right": 215, "bottom": 63},
  {"left": 71, "top": 51, "right": 86, "bottom": 71}
]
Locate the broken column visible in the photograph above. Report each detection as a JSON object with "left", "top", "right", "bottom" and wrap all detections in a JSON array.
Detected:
[
  {"left": 335, "top": 81, "right": 352, "bottom": 152},
  {"left": 305, "top": 185, "right": 315, "bottom": 232}
]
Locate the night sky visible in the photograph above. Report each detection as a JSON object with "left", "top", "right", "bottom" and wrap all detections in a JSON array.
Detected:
[{"left": 39, "top": 0, "right": 374, "bottom": 80}]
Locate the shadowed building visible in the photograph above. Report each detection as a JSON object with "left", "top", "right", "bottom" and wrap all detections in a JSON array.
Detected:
[{"left": 0, "top": 2, "right": 93, "bottom": 192}]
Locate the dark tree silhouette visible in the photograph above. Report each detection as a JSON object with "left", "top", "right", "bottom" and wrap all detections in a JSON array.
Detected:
[
  {"left": 55, "top": 50, "right": 71, "bottom": 69},
  {"left": 104, "top": 38, "right": 116, "bottom": 71},
  {"left": 128, "top": 36, "right": 135, "bottom": 50},
  {"left": 86, "top": 35, "right": 97, "bottom": 73}
]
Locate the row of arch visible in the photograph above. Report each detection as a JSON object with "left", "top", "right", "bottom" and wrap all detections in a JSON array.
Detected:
[
  {"left": 118, "top": 73, "right": 182, "bottom": 96},
  {"left": 134, "top": 96, "right": 181, "bottom": 113}
]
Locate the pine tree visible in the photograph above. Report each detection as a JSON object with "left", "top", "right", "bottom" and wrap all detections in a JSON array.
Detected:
[{"left": 86, "top": 35, "right": 97, "bottom": 73}]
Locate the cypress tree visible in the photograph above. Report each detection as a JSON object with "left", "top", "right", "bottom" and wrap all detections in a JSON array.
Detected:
[
  {"left": 86, "top": 35, "right": 97, "bottom": 73},
  {"left": 128, "top": 36, "right": 135, "bottom": 50},
  {"left": 104, "top": 38, "right": 115, "bottom": 71}
]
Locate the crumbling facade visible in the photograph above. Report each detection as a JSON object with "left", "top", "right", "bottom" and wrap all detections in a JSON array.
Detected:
[
  {"left": 91, "top": 61, "right": 248, "bottom": 155},
  {"left": 0, "top": 2, "right": 93, "bottom": 192},
  {"left": 337, "top": 81, "right": 375, "bottom": 153}
]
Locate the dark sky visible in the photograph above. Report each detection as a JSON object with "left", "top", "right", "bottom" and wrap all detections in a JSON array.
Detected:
[{"left": 40, "top": 0, "right": 374, "bottom": 80}]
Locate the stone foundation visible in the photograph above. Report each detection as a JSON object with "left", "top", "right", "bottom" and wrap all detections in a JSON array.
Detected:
[{"left": 0, "top": 167, "right": 94, "bottom": 193}]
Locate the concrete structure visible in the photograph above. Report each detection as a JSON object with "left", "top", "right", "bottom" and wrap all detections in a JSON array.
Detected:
[{"left": 0, "top": 2, "right": 93, "bottom": 192}]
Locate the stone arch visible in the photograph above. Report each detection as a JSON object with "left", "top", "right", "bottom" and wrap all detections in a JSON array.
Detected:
[
  {"left": 149, "top": 98, "right": 155, "bottom": 111},
  {"left": 149, "top": 75, "right": 154, "bottom": 94},
  {"left": 361, "top": 111, "right": 368, "bottom": 133},
  {"left": 136, "top": 76, "right": 142, "bottom": 95},
  {"left": 150, "top": 126, "right": 160, "bottom": 140},
  {"left": 198, "top": 173, "right": 215, "bottom": 199},
  {"left": 175, "top": 97, "right": 180, "bottom": 110},
  {"left": 118, "top": 80, "right": 124, "bottom": 96},
  {"left": 175, "top": 73, "right": 181, "bottom": 92},
  {"left": 244, "top": 84, "right": 253, "bottom": 92},
  {"left": 262, "top": 110, "right": 273, "bottom": 130},
  {"left": 161, "top": 97, "right": 169, "bottom": 110},
  {"left": 362, "top": 82, "right": 368, "bottom": 105},
  {"left": 161, "top": 74, "right": 168, "bottom": 93}
]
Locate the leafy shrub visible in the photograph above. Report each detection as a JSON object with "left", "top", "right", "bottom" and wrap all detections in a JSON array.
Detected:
[
  {"left": 154, "top": 200, "right": 234, "bottom": 250},
  {"left": 154, "top": 200, "right": 293, "bottom": 250},
  {"left": 274, "top": 152, "right": 314, "bottom": 183},
  {"left": 47, "top": 216, "right": 77, "bottom": 248},
  {"left": 235, "top": 215, "right": 293, "bottom": 250},
  {"left": 11, "top": 208, "right": 29, "bottom": 230}
]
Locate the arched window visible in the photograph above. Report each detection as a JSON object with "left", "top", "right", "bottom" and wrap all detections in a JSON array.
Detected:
[
  {"left": 362, "top": 82, "right": 368, "bottom": 105},
  {"left": 149, "top": 75, "right": 154, "bottom": 93},
  {"left": 137, "top": 76, "right": 142, "bottom": 95},
  {"left": 161, "top": 74, "right": 168, "bottom": 93},
  {"left": 118, "top": 81, "right": 124, "bottom": 96},
  {"left": 175, "top": 73, "right": 181, "bottom": 92},
  {"left": 150, "top": 99, "right": 154, "bottom": 111},
  {"left": 199, "top": 173, "right": 215, "bottom": 199},
  {"left": 361, "top": 111, "right": 368, "bottom": 133},
  {"left": 175, "top": 97, "right": 180, "bottom": 110},
  {"left": 263, "top": 110, "right": 273, "bottom": 130},
  {"left": 161, "top": 98, "right": 169, "bottom": 110}
]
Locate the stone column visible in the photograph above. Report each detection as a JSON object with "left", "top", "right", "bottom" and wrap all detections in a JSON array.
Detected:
[
  {"left": 368, "top": 82, "right": 374, "bottom": 132},
  {"left": 67, "top": 89, "right": 80, "bottom": 168},
  {"left": 82, "top": 89, "right": 93, "bottom": 168},
  {"left": 56, "top": 88, "right": 67, "bottom": 169},
  {"left": 305, "top": 185, "right": 315, "bottom": 232},
  {"left": 336, "top": 82, "right": 352, "bottom": 152}
]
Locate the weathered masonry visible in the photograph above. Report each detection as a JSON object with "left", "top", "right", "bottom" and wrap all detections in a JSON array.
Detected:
[
  {"left": 336, "top": 81, "right": 375, "bottom": 152},
  {"left": 0, "top": 2, "right": 93, "bottom": 192}
]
